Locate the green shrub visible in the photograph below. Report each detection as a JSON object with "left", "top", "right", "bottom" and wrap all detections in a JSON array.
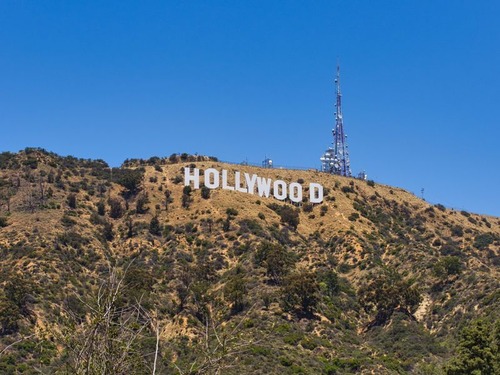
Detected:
[
  {"left": 61, "top": 213, "right": 77, "bottom": 227},
  {"left": 451, "top": 225, "right": 463, "bottom": 237},
  {"left": 318, "top": 269, "right": 340, "bottom": 297},
  {"left": 108, "top": 198, "right": 124, "bottom": 219},
  {"left": 433, "top": 256, "right": 462, "bottom": 278},
  {"left": 440, "top": 242, "right": 461, "bottom": 256},
  {"left": 302, "top": 203, "right": 313, "bottom": 213},
  {"left": 183, "top": 185, "right": 192, "bottom": 195},
  {"left": 97, "top": 200, "right": 106, "bottom": 216},
  {"left": 112, "top": 168, "right": 144, "bottom": 198},
  {"left": 57, "top": 231, "right": 90, "bottom": 250},
  {"left": 300, "top": 337, "right": 318, "bottom": 350},
  {"left": 149, "top": 216, "right": 162, "bottom": 236},
  {"left": 250, "top": 345, "right": 271, "bottom": 356},
  {"left": 280, "top": 207, "right": 300, "bottom": 230},
  {"left": 0, "top": 217, "right": 8, "bottom": 228},
  {"left": 102, "top": 221, "right": 114, "bottom": 241},
  {"left": 224, "top": 271, "right": 247, "bottom": 314},
  {"left": 348, "top": 212, "right": 360, "bottom": 221},
  {"left": 473, "top": 233, "right": 494, "bottom": 250},
  {"left": 368, "top": 313, "right": 441, "bottom": 369},
  {"left": 341, "top": 186, "right": 354, "bottom": 194},
  {"left": 67, "top": 193, "right": 77, "bottom": 209},
  {"left": 181, "top": 194, "right": 192, "bottom": 209},
  {"left": 201, "top": 186, "right": 210, "bottom": 199},
  {"left": 435, "top": 204, "right": 446, "bottom": 212},
  {"left": 136, "top": 192, "right": 149, "bottom": 214},
  {"left": 283, "top": 332, "right": 304, "bottom": 346},
  {"left": 0, "top": 299, "right": 20, "bottom": 335},
  {"left": 172, "top": 175, "right": 183, "bottom": 184},
  {"left": 255, "top": 242, "right": 295, "bottom": 284},
  {"left": 358, "top": 267, "right": 422, "bottom": 328},
  {"left": 237, "top": 219, "right": 264, "bottom": 237}
]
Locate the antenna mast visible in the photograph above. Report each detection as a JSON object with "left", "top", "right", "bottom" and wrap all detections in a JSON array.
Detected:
[{"left": 320, "top": 64, "right": 352, "bottom": 176}]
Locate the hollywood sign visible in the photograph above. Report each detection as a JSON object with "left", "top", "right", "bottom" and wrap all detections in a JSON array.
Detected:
[{"left": 184, "top": 167, "right": 324, "bottom": 203}]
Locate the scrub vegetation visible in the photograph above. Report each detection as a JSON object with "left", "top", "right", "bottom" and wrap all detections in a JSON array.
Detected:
[{"left": 0, "top": 148, "right": 499, "bottom": 374}]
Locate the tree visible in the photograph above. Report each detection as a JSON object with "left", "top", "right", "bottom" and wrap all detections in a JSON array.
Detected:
[
  {"left": 433, "top": 256, "right": 462, "bottom": 279},
  {"left": 473, "top": 233, "right": 495, "bottom": 250},
  {"left": 222, "top": 215, "right": 231, "bottom": 232},
  {"left": 255, "top": 242, "right": 294, "bottom": 284},
  {"left": 224, "top": 269, "right": 247, "bottom": 314},
  {"left": 302, "top": 203, "right": 313, "bottom": 213},
  {"left": 168, "top": 153, "right": 178, "bottom": 163},
  {"left": 4, "top": 275, "right": 35, "bottom": 317},
  {"left": 135, "top": 192, "right": 149, "bottom": 214},
  {"left": 113, "top": 168, "right": 144, "bottom": 199},
  {"left": 164, "top": 189, "right": 173, "bottom": 210},
  {"left": 318, "top": 268, "right": 340, "bottom": 298},
  {"left": 181, "top": 193, "right": 192, "bottom": 209},
  {"left": 267, "top": 203, "right": 300, "bottom": 230},
  {"left": 358, "top": 266, "right": 422, "bottom": 329},
  {"left": 67, "top": 193, "right": 77, "bottom": 209},
  {"left": 277, "top": 205, "right": 300, "bottom": 230},
  {"left": 0, "top": 275, "right": 36, "bottom": 335},
  {"left": 108, "top": 198, "right": 124, "bottom": 219},
  {"left": 181, "top": 186, "right": 192, "bottom": 210},
  {"left": 47, "top": 170, "right": 55, "bottom": 183},
  {"left": 149, "top": 216, "right": 162, "bottom": 236},
  {"left": 226, "top": 207, "right": 238, "bottom": 217},
  {"left": 445, "top": 319, "right": 498, "bottom": 375},
  {"left": 97, "top": 200, "right": 105, "bottom": 216},
  {"left": 0, "top": 217, "right": 8, "bottom": 228},
  {"left": 201, "top": 186, "right": 210, "bottom": 199},
  {"left": 281, "top": 271, "right": 320, "bottom": 318},
  {"left": 126, "top": 217, "right": 135, "bottom": 238},
  {"left": 0, "top": 299, "right": 20, "bottom": 335},
  {"left": 102, "top": 220, "right": 114, "bottom": 241},
  {"left": 265, "top": 247, "right": 293, "bottom": 284},
  {"left": 206, "top": 218, "right": 213, "bottom": 233}
]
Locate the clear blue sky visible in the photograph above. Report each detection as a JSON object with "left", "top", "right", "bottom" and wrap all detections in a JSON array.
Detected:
[{"left": 1, "top": 1, "right": 499, "bottom": 216}]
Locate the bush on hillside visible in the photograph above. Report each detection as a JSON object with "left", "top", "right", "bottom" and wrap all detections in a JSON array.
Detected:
[
  {"left": 0, "top": 217, "right": 8, "bottom": 228},
  {"left": 281, "top": 271, "right": 320, "bottom": 318},
  {"left": 113, "top": 168, "right": 144, "bottom": 198},
  {"left": 67, "top": 193, "right": 77, "bottom": 209},
  {"left": 108, "top": 198, "right": 124, "bottom": 219},
  {"left": 473, "top": 233, "right": 494, "bottom": 250},
  {"left": 358, "top": 267, "right": 422, "bottom": 328}
]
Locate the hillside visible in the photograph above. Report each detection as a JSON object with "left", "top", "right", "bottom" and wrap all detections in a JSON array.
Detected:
[{"left": 0, "top": 148, "right": 499, "bottom": 374}]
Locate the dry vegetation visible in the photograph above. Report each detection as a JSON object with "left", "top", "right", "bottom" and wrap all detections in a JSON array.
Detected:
[{"left": 0, "top": 148, "right": 498, "bottom": 374}]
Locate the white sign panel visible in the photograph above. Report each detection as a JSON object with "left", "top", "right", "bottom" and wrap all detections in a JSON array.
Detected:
[{"left": 184, "top": 167, "right": 323, "bottom": 203}]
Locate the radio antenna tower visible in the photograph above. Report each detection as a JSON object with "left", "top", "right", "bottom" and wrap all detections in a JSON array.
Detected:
[{"left": 320, "top": 64, "right": 352, "bottom": 177}]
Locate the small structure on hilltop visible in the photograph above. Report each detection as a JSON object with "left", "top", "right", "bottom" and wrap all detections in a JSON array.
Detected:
[{"left": 262, "top": 156, "right": 273, "bottom": 168}]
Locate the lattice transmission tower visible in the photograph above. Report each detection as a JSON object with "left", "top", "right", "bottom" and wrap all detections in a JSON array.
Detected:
[{"left": 320, "top": 65, "right": 352, "bottom": 177}]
